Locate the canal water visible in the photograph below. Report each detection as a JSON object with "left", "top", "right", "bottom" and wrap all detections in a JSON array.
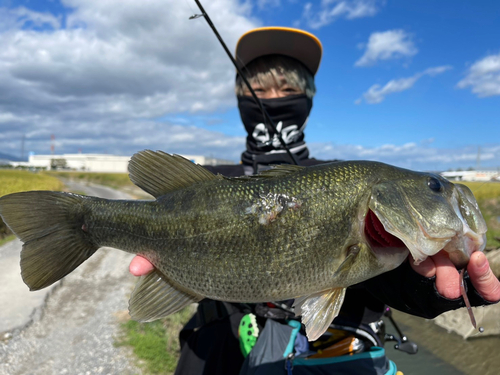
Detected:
[{"left": 383, "top": 310, "right": 500, "bottom": 375}]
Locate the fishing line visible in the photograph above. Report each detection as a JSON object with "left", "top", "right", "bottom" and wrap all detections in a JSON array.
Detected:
[
  {"left": 182, "top": 0, "right": 197, "bottom": 15},
  {"left": 460, "top": 268, "right": 484, "bottom": 333},
  {"left": 189, "top": 0, "right": 299, "bottom": 166},
  {"left": 469, "top": 181, "right": 488, "bottom": 197}
]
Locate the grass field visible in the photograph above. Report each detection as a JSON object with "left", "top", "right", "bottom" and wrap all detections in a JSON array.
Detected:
[
  {"left": 459, "top": 181, "right": 500, "bottom": 201},
  {"left": 459, "top": 181, "right": 500, "bottom": 249},
  {"left": 115, "top": 307, "right": 194, "bottom": 375},
  {"left": 0, "top": 170, "right": 65, "bottom": 240},
  {"left": 47, "top": 171, "right": 134, "bottom": 190},
  {"left": 0, "top": 170, "right": 64, "bottom": 197}
]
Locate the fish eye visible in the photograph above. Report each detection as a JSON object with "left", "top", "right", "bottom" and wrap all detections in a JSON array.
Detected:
[{"left": 427, "top": 177, "right": 443, "bottom": 192}]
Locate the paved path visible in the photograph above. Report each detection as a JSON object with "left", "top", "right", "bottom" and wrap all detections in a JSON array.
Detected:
[
  {"left": 0, "top": 238, "right": 59, "bottom": 335},
  {"left": 0, "top": 181, "right": 142, "bottom": 375}
]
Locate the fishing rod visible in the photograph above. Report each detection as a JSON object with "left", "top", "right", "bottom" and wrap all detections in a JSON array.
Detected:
[{"left": 190, "top": 0, "right": 300, "bottom": 166}]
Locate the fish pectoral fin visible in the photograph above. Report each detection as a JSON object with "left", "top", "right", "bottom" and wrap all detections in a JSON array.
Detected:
[
  {"left": 333, "top": 246, "right": 361, "bottom": 278},
  {"left": 128, "top": 150, "right": 221, "bottom": 198},
  {"left": 293, "top": 287, "right": 346, "bottom": 342},
  {"left": 129, "top": 270, "right": 202, "bottom": 322}
]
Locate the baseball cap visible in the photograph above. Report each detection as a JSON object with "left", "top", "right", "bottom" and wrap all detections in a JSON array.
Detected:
[{"left": 235, "top": 27, "right": 323, "bottom": 76}]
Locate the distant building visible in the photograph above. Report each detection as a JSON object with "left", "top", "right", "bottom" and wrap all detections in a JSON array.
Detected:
[
  {"left": 9, "top": 153, "right": 234, "bottom": 173},
  {"left": 440, "top": 170, "right": 500, "bottom": 182}
]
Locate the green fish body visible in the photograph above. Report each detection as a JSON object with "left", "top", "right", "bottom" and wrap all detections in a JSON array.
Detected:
[{"left": 0, "top": 151, "right": 487, "bottom": 340}]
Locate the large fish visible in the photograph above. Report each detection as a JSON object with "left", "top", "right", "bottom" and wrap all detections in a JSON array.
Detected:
[{"left": 0, "top": 150, "right": 487, "bottom": 340}]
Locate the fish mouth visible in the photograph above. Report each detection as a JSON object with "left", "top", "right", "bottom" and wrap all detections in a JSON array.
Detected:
[
  {"left": 364, "top": 209, "right": 409, "bottom": 267},
  {"left": 441, "top": 221, "right": 486, "bottom": 269},
  {"left": 367, "top": 178, "right": 487, "bottom": 269},
  {"left": 365, "top": 209, "right": 405, "bottom": 249},
  {"left": 367, "top": 208, "right": 486, "bottom": 269}
]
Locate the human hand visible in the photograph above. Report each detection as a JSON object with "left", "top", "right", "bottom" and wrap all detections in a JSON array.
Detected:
[
  {"left": 129, "top": 255, "right": 155, "bottom": 276},
  {"left": 411, "top": 251, "right": 500, "bottom": 302}
]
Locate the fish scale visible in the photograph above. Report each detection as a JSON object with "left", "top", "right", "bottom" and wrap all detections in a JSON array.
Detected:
[{"left": 81, "top": 164, "right": 366, "bottom": 301}]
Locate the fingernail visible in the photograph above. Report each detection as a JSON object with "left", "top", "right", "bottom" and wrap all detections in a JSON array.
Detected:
[{"left": 476, "top": 253, "right": 487, "bottom": 268}]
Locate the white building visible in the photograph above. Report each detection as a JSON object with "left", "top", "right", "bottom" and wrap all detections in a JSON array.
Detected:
[
  {"left": 440, "top": 170, "right": 500, "bottom": 182},
  {"left": 11, "top": 153, "right": 234, "bottom": 173}
]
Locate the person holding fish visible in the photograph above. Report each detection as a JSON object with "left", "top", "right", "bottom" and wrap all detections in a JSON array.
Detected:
[
  {"left": 127, "top": 27, "right": 500, "bottom": 374},
  {"left": 1, "top": 27, "right": 498, "bottom": 375}
]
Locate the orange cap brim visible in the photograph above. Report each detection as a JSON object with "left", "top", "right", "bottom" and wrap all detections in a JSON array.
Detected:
[{"left": 235, "top": 27, "right": 323, "bottom": 76}]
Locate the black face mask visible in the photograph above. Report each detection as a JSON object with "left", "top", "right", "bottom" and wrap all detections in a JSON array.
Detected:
[{"left": 237, "top": 94, "right": 313, "bottom": 155}]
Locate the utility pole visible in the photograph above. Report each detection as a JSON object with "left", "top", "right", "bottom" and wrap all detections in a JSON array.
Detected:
[
  {"left": 21, "top": 134, "right": 25, "bottom": 160},
  {"left": 51, "top": 134, "right": 55, "bottom": 155}
]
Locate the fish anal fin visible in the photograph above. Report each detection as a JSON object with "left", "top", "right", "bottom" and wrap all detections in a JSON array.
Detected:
[
  {"left": 128, "top": 150, "right": 221, "bottom": 198},
  {"left": 293, "top": 287, "right": 346, "bottom": 341},
  {"left": 129, "top": 270, "right": 202, "bottom": 322}
]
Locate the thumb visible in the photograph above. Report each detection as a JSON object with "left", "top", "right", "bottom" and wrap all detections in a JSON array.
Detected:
[{"left": 467, "top": 252, "right": 500, "bottom": 303}]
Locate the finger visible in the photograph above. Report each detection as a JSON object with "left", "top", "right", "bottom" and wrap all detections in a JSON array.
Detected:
[
  {"left": 467, "top": 252, "right": 500, "bottom": 303},
  {"left": 410, "top": 257, "right": 436, "bottom": 278},
  {"left": 129, "top": 255, "right": 155, "bottom": 276},
  {"left": 434, "top": 251, "right": 461, "bottom": 299}
]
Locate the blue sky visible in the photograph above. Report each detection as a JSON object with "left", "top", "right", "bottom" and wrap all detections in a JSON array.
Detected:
[{"left": 0, "top": 0, "right": 499, "bottom": 171}]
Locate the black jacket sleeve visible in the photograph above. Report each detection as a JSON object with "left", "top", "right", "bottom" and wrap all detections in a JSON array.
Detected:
[
  {"left": 361, "top": 260, "right": 496, "bottom": 319},
  {"left": 203, "top": 164, "right": 245, "bottom": 177}
]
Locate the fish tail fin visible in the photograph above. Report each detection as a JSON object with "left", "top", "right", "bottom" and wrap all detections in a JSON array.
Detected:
[{"left": 0, "top": 191, "right": 98, "bottom": 291}]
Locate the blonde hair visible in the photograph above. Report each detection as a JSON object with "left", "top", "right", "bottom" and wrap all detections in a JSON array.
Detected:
[{"left": 235, "top": 55, "right": 316, "bottom": 98}]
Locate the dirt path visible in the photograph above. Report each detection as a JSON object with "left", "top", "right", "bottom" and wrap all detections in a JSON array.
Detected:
[{"left": 0, "top": 181, "right": 143, "bottom": 375}]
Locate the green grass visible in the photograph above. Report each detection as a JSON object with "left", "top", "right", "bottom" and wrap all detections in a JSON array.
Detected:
[
  {"left": 457, "top": 182, "right": 500, "bottom": 249},
  {"left": 0, "top": 170, "right": 64, "bottom": 197},
  {"left": 476, "top": 199, "right": 500, "bottom": 249},
  {"left": 459, "top": 181, "right": 500, "bottom": 201},
  {"left": 47, "top": 171, "right": 134, "bottom": 190},
  {"left": 0, "top": 170, "right": 65, "bottom": 241},
  {"left": 0, "top": 234, "right": 16, "bottom": 246},
  {"left": 115, "top": 307, "right": 194, "bottom": 375}
]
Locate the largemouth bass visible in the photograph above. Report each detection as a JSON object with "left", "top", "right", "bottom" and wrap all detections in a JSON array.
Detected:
[{"left": 0, "top": 150, "right": 487, "bottom": 340}]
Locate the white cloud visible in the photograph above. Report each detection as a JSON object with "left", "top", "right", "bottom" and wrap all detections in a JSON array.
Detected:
[
  {"left": 0, "top": 0, "right": 258, "bottom": 159},
  {"left": 355, "top": 29, "right": 417, "bottom": 67},
  {"left": 309, "top": 141, "right": 500, "bottom": 171},
  {"left": 356, "top": 65, "right": 452, "bottom": 104},
  {"left": 301, "top": 0, "right": 381, "bottom": 29},
  {"left": 457, "top": 53, "right": 500, "bottom": 97},
  {"left": 0, "top": 6, "right": 61, "bottom": 31},
  {"left": 0, "top": 117, "right": 246, "bottom": 162}
]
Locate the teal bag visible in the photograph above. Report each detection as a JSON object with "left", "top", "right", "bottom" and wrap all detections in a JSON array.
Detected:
[{"left": 240, "top": 319, "right": 398, "bottom": 375}]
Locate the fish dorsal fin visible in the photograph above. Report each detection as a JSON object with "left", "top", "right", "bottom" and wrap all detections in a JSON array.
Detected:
[
  {"left": 293, "top": 287, "right": 346, "bottom": 341},
  {"left": 128, "top": 150, "right": 221, "bottom": 198},
  {"left": 129, "top": 270, "right": 202, "bottom": 322},
  {"left": 227, "top": 164, "right": 305, "bottom": 183},
  {"left": 256, "top": 164, "right": 305, "bottom": 178}
]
